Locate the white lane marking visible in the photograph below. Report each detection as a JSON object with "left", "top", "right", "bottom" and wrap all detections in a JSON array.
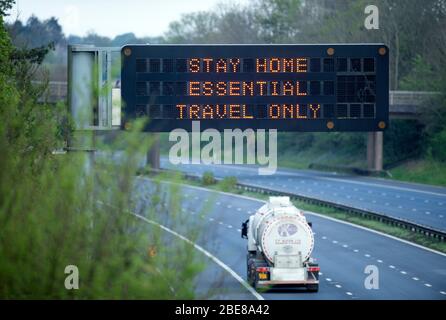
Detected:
[
  {"left": 425, "top": 283, "right": 432, "bottom": 287},
  {"left": 209, "top": 218, "right": 214, "bottom": 221},
  {"left": 400, "top": 271, "right": 407, "bottom": 275},
  {"left": 440, "top": 291, "right": 446, "bottom": 295},
  {"left": 237, "top": 208, "right": 242, "bottom": 211},
  {"left": 319, "top": 272, "right": 323, "bottom": 276},
  {"left": 353, "top": 249, "right": 359, "bottom": 253},
  {"left": 425, "top": 211, "right": 431, "bottom": 215},
  {"left": 377, "top": 259, "right": 383, "bottom": 263},
  {"left": 305, "top": 210, "right": 446, "bottom": 258},
  {"left": 167, "top": 161, "right": 446, "bottom": 198},
  {"left": 364, "top": 254, "right": 371, "bottom": 258},
  {"left": 139, "top": 178, "right": 446, "bottom": 258},
  {"left": 342, "top": 244, "right": 348, "bottom": 248},
  {"left": 335, "top": 284, "right": 342, "bottom": 288},
  {"left": 412, "top": 277, "right": 419, "bottom": 281},
  {"left": 332, "top": 240, "right": 338, "bottom": 244},
  {"left": 219, "top": 221, "right": 223, "bottom": 225},
  {"left": 227, "top": 205, "right": 232, "bottom": 209},
  {"left": 389, "top": 265, "right": 395, "bottom": 269},
  {"left": 237, "top": 229, "right": 241, "bottom": 232},
  {"left": 227, "top": 225, "right": 233, "bottom": 229},
  {"left": 131, "top": 212, "right": 264, "bottom": 300},
  {"left": 326, "top": 278, "right": 332, "bottom": 282},
  {"left": 322, "top": 236, "right": 327, "bottom": 240},
  {"left": 346, "top": 292, "right": 353, "bottom": 296},
  {"left": 216, "top": 202, "right": 221, "bottom": 205}
]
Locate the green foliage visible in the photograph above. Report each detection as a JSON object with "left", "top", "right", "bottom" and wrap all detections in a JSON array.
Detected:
[
  {"left": 390, "top": 159, "right": 446, "bottom": 186},
  {"left": 162, "top": 0, "right": 446, "bottom": 171},
  {"left": 399, "top": 55, "right": 440, "bottom": 91},
  {"left": 383, "top": 120, "right": 424, "bottom": 164},
  {"left": 218, "top": 176, "right": 238, "bottom": 192},
  {"left": 0, "top": 6, "right": 203, "bottom": 298},
  {"left": 0, "top": 0, "right": 13, "bottom": 16},
  {"left": 201, "top": 171, "right": 216, "bottom": 186},
  {"left": 429, "top": 128, "right": 446, "bottom": 162}
]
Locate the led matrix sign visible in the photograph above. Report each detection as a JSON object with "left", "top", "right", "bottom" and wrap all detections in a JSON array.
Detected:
[{"left": 121, "top": 44, "right": 389, "bottom": 132}]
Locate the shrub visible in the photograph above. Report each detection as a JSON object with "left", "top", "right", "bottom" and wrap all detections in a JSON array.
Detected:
[{"left": 201, "top": 171, "right": 216, "bottom": 186}]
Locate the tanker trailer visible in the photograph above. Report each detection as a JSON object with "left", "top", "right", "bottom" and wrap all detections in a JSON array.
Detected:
[{"left": 241, "top": 196, "right": 319, "bottom": 291}]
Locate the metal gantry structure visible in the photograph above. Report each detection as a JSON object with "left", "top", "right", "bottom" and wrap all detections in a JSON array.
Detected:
[{"left": 66, "top": 45, "right": 434, "bottom": 171}]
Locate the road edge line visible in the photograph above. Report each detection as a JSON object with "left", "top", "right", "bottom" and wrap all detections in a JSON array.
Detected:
[
  {"left": 130, "top": 208, "right": 264, "bottom": 300},
  {"left": 140, "top": 176, "right": 446, "bottom": 258}
]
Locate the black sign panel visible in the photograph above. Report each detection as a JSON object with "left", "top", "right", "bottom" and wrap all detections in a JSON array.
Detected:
[{"left": 121, "top": 44, "right": 389, "bottom": 132}]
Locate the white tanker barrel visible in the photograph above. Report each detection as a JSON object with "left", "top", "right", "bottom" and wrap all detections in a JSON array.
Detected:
[{"left": 252, "top": 197, "right": 314, "bottom": 265}]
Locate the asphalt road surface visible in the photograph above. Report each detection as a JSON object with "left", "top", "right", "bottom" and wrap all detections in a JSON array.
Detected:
[
  {"left": 160, "top": 158, "right": 446, "bottom": 233},
  {"left": 134, "top": 177, "right": 446, "bottom": 300}
]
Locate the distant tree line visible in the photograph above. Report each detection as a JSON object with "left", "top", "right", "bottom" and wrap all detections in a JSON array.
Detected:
[
  {"left": 4, "top": 0, "right": 446, "bottom": 164},
  {"left": 163, "top": 0, "right": 446, "bottom": 165}
]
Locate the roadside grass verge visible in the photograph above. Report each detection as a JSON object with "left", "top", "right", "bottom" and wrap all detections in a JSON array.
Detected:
[{"left": 388, "top": 159, "right": 446, "bottom": 187}]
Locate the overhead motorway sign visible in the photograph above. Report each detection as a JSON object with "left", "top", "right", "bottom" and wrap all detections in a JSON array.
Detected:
[{"left": 121, "top": 44, "right": 389, "bottom": 132}]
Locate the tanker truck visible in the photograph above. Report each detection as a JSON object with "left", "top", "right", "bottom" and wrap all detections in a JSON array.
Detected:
[{"left": 241, "top": 196, "right": 319, "bottom": 291}]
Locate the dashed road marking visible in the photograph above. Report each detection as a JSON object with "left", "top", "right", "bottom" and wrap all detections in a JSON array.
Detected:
[{"left": 425, "top": 283, "right": 432, "bottom": 287}]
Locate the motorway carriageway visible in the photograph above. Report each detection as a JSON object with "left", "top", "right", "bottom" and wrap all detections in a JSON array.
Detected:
[
  {"left": 160, "top": 158, "right": 446, "bottom": 233},
  {"left": 134, "top": 177, "right": 446, "bottom": 300}
]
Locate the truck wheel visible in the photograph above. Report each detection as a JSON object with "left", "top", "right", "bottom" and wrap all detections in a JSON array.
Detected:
[
  {"left": 307, "top": 284, "right": 319, "bottom": 292},
  {"left": 247, "top": 259, "right": 256, "bottom": 287}
]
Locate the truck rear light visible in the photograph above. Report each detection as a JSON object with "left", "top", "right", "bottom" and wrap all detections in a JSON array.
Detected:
[
  {"left": 256, "top": 267, "right": 270, "bottom": 273},
  {"left": 307, "top": 266, "right": 320, "bottom": 272}
]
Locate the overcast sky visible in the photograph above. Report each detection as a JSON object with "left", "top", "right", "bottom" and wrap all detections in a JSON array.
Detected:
[{"left": 6, "top": 0, "right": 249, "bottom": 38}]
